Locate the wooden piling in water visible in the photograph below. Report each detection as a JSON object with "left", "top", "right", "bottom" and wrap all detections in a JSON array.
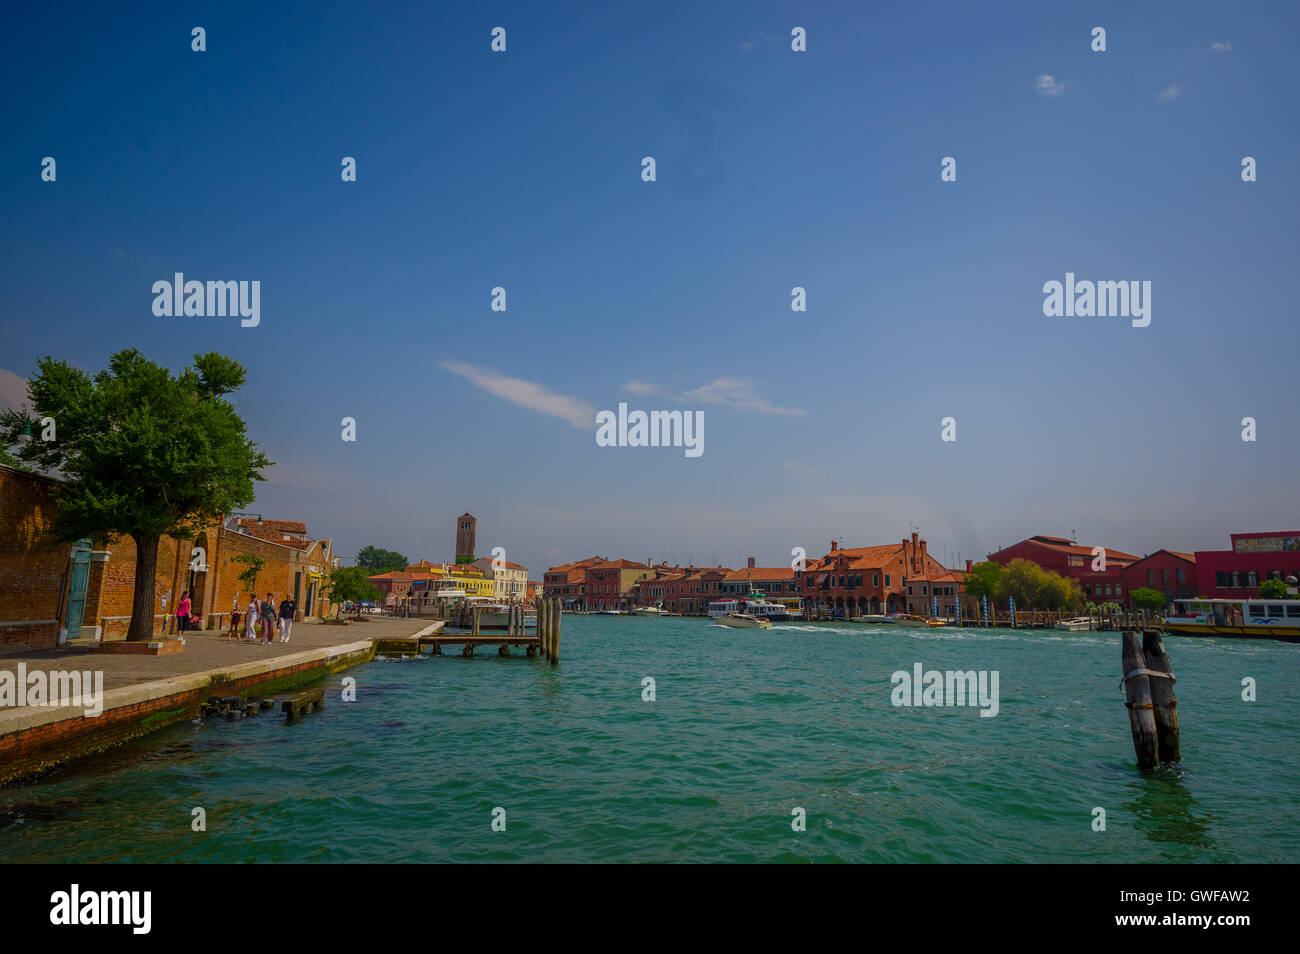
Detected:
[
  {"left": 549, "top": 598, "right": 561, "bottom": 664},
  {"left": 1121, "top": 630, "right": 1160, "bottom": 770},
  {"left": 1142, "top": 629, "right": 1180, "bottom": 763}
]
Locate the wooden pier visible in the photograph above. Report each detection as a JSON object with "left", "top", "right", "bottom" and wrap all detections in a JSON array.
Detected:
[{"left": 373, "top": 600, "right": 563, "bottom": 663}]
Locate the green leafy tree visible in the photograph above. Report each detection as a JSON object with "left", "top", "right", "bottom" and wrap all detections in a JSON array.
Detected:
[
  {"left": 231, "top": 553, "right": 266, "bottom": 601},
  {"left": 964, "top": 561, "right": 1003, "bottom": 600},
  {"left": 993, "top": 558, "right": 1083, "bottom": 611},
  {"left": 356, "top": 546, "right": 408, "bottom": 574},
  {"left": 0, "top": 350, "right": 270, "bottom": 640},
  {"left": 323, "top": 566, "right": 381, "bottom": 618},
  {"left": 1259, "top": 578, "right": 1289, "bottom": 599},
  {"left": 1130, "top": 587, "right": 1167, "bottom": 611}
]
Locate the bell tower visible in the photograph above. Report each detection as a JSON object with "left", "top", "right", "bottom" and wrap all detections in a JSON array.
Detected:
[{"left": 455, "top": 513, "right": 477, "bottom": 563}]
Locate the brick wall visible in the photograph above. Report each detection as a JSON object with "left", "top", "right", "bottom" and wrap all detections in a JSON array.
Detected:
[{"left": 0, "top": 467, "right": 69, "bottom": 651}]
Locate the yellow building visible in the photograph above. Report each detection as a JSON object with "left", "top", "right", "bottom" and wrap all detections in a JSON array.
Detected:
[{"left": 407, "top": 562, "right": 495, "bottom": 599}]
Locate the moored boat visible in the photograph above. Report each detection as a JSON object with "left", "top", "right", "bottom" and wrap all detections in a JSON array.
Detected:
[
  {"left": 630, "top": 605, "right": 668, "bottom": 616},
  {"left": 1054, "top": 617, "right": 1093, "bottom": 632},
  {"left": 851, "top": 614, "right": 895, "bottom": 625},
  {"left": 708, "top": 592, "right": 790, "bottom": 622},
  {"left": 1163, "top": 598, "right": 1300, "bottom": 642}
]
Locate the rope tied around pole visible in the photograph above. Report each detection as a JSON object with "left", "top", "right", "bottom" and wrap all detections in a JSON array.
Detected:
[{"left": 1119, "top": 667, "right": 1176, "bottom": 690}]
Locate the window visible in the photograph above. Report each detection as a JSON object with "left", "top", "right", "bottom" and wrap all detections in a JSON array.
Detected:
[
  {"left": 1248, "top": 605, "right": 1266, "bottom": 616},
  {"left": 885, "top": 575, "right": 891, "bottom": 587},
  {"left": 1216, "top": 571, "right": 1226, "bottom": 587},
  {"left": 1147, "top": 569, "right": 1155, "bottom": 585},
  {"left": 1161, "top": 568, "right": 1170, "bottom": 584},
  {"left": 873, "top": 574, "right": 879, "bottom": 586},
  {"left": 1177, "top": 568, "right": 1186, "bottom": 585},
  {"left": 1267, "top": 605, "right": 1285, "bottom": 616},
  {"left": 1287, "top": 606, "right": 1300, "bottom": 618}
]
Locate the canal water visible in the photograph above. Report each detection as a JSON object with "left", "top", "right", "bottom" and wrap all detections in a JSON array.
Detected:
[{"left": 2, "top": 617, "right": 1296, "bottom": 862}]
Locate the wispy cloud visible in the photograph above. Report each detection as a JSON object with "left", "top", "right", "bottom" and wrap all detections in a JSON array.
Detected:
[
  {"left": 1035, "top": 74, "right": 1066, "bottom": 97},
  {"left": 680, "top": 377, "right": 804, "bottom": 416},
  {"left": 1209, "top": 41, "right": 1231, "bottom": 53},
  {"left": 438, "top": 361, "right": 596, "bottom": 429},
  {"left": 623, "top": 379, "right": 658, "bottom": 396},
  {"left": 741, "top": 31, "right": 777, "bottom": 54},
  {"left": 783, "top": 460, "right": 823, "bottom": 478},
  {"left": 1157, "top": 85, "right": 1182, "bottom": 101},
  {"left": 0, "top": 369, "right": 29, "bottom": 410}
]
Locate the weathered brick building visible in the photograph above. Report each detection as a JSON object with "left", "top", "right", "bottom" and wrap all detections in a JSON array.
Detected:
[{"left": 0, "top": 465, "right": 338, "bottom": 652}]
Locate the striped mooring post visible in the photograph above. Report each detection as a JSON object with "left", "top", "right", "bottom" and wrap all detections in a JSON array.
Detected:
[{"left": 1009, "top": 597, "right": 1016, "bottom": 629}]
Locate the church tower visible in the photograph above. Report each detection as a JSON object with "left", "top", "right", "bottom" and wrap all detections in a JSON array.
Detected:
[{"left": 455, "top": 513, "right": 477, "bottom": 563}]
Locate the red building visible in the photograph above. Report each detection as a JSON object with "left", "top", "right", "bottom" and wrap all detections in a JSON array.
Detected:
[
  {"left": 1120, "top": 550, "right": 1197, "bottom": 606},
  {"left": 1193, "top": 531, "right": 1300, "bottom": 600},
  {"left": 987, "top": 534, "right": 1139, "bottom": 604}
]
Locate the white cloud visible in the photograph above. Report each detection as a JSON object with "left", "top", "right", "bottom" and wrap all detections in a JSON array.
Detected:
[
  {"left": 1035, "top": 74, "right": 1066, "bottom": 97},
  {"left": 679, "top": 377, "right": 804, "bottom": 416},
  {"left": 623, "top": 380, "right": 658, "bottom": 395},
  {"left": 1210, "top": 41, "right": 1231, "bottom": 53},
  {"left": 0, "top": 369, "right": 29, "bottom": 410},
  {"left": 1157, "top": 85, "right": 1182, "bottom": 101},
  {"left": 438, "top": 361, "right": 596, "bottom": 429}
]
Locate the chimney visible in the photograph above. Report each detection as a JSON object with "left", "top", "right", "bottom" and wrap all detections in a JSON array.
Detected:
[
  {"left": 920, "top": 539, "right": 928, "bottom": 564},
  {"left": 830, "top": 540, "right": 838, "bottom": 553},
  {"left": 747, "top": 556, "right": 756, "bottom": 569},
  {"left": 966, "top": 559, "right": 972, "bottom": 572}
]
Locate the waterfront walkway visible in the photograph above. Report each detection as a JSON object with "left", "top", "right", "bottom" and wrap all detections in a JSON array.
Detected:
[{"left": 0, "top": 617, "right": 434, "bottom": 695}]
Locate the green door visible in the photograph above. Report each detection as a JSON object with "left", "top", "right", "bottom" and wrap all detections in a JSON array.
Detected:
[{"left": 64, "top": 537, "right": 93, "bottom": 639}]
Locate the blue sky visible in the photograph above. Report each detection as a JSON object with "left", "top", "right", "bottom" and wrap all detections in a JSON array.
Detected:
[{"left": 2, "top": 1, "right": 1297, "bottom": 575}]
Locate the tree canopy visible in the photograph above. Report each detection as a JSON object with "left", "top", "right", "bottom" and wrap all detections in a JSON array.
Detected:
[
  {"left": 356, "top": 546, "right": 408, "bottom": 574},
  {"left": 1130, "top": 587, "right": 1167, "bottom": 611},
  {"left": 993, "top": 558, "right": 1084, "bottom": 611},
  {"left": 1259, "top": 578, "right": 1290, "bottom": 599},
  {"left": 323, "top": 566, "right": 381, "bottom": 617},
  {"left": 0, "top": 350, "right": 270, "bottom": 639},
  {"left": 964, "top": 561, "right": 1003, "bottom": 600}
]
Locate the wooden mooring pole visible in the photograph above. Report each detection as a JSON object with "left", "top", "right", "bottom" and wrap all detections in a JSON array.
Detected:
[
  {"left": 1121, "top": 629, "right": 1179, "bottom": 769},
  {"left": 1142, "top": 629, "right": 1180, "bottom": 762}
]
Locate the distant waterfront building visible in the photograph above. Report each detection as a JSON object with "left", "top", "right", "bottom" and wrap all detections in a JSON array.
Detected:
[
  {"left": 455, "top": 513, "right": 477, "bottom": 563},
  {"left": 1121, "top": 550, "right": 1197, "bottom": 606},
  {"left": 1193, "top": 531, "right": 1300, "bottom": 600},
  {"left": 584, "top": 559, "right": 657, "bottom": 610},
  {"left": 471, "top": 556, "right": 529, "bottom": 601},
  {"left": 987, "top": 534, "right": 1139, "bottom": 605},
  {"left": 721, "top": 561, "right": 798, "bottom": 598},
  {"left": 800, "top": 535, "right": 923, "bottom": 617},
  {"left": 542, "top": 556, "right": 606, "bottom": 607}
]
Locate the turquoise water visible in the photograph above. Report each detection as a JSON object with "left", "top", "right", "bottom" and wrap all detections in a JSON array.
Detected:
[{"left": 2, "top": 617, "right": 1297, "bottom": 863}]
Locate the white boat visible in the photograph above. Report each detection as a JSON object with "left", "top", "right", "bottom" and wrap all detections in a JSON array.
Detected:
[
  {"left": 1054, "top": 617, "right": 1094, "bottom": 632},
  {"left": 631, "top": 605, "right": 668, "bottom": 616},
  {"left": 596, "top": 609, "right": 624, "bottom": 615},
  {"left": 717, "top": 612, "right": 772, "bottom": 629},
  {"left": 465, "top": 597, "right": 535, "bottom": 629},
  {"left": 708, "top": 593, "right": 790, "bottom": 622},
  {"left": 851, "top": 614, "right": 895, "bottom": 625},
  {"left": 1163, "top": 598, "right": 1300, "bottom": 642}
]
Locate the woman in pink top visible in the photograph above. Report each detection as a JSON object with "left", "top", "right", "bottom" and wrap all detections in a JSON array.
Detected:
[{"left": 176, "top": 592, "right": 192, "bottom": 633}]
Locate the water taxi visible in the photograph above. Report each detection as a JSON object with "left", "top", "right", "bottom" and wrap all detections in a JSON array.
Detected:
[
  {"left": 891, "top": 613, "right": 945, "bottom": 628},
  {"left": 851, "top": 614, "right": 895, "bottom": 625},
  {"left": 1163, "top": 598, "right": 1300, "bottom": 642},
  {"left": 716, "top": 612, "right": 772, "bottom": 629},
  {"left": 631, "top": 605, "right": 668, "bottom": 616},
  {"left": 1054, "top": 617, "right": 1094, "bottom": 632}
]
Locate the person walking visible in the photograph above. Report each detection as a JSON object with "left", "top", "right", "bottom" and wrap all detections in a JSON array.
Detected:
[
  {"left": 261, "top": 592, "right": 277, "bottom": 643},
  {"left": 228, "top": 596, "right": 242, "bottom": 639},
  {"left": 246, "top": 594, "right": 261, "bottom": 641},
  {"left": 278, "top": 595, "right": 296, "bottom": 642},
  {"left": 176, "top": 591, "right": 191, "bottom": 634}
]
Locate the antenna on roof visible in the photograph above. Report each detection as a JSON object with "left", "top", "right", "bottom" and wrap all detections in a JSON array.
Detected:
[{"left": 1071, "top": 529, "right": 1077, "bottom": 543}]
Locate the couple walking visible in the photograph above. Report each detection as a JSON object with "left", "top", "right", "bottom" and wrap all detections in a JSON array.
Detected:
[{"left": 243, "top": 592, "right": 295, "bottom": 643}]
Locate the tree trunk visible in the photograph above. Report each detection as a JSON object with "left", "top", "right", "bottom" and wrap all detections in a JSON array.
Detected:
[{"left": 128, "top": 533, "right": 161, "bottom": 641}]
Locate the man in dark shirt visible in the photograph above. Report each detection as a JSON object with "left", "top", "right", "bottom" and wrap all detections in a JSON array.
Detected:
[{"left": 278, "top": 597, "right": 296, "bottom": 642}]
